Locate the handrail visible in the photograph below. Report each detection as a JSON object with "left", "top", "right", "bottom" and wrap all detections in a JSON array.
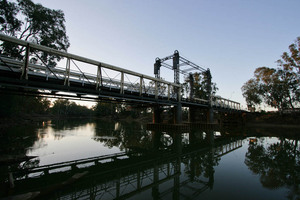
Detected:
[{"left": 0, "top": 33, "right": 180, "bottom": 88}]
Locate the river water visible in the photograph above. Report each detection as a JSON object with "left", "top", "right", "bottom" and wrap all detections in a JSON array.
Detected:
[{"left": 0, "top": 119, "right": 299, "bottom": 200}]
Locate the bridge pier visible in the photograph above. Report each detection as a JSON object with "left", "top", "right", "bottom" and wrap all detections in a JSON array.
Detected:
[
  {"left": 188, "top": 107, "right": 215, "bottom": 124},
  {"left": 188, "top": 106, "right": 196, "bottom": 123},
  {"left": 174, "top": 103, "right": 182, "bottom": 124},
  {"left": 153, "top": 106, "right": 161, "bottom": 124},
  {"left": 153, "top": 104, "right": 182, "bottom": 124},
  {"left": 207, "top": 107, "right": 214, "bottom": 124},
  {"left": 152, "top": 162, "right": 159, "bottom": 199},
  {"left": 152, "top": 131, "right": 162, "bottom": 151},
  {"left": 219, "top": 112, "right": 245, "bottom": 126}
]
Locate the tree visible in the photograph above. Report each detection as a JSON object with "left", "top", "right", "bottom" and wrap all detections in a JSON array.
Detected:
[
  {"left": 0, "top": 93, "right": 51, "bottom": 116},
  {"left": 93, "top": 102, "right": 115, "bottom": 117},
  {"left": 276, "top": 37, "right": 300, "bottom": 108},
  {"left": 51, "top": 99, "right": 70, "bottom": 115},
  {"left": 51, "top": 99, "right": 92, "bottom": 116},
  {"left": 256, "top": 67, "right": 288, "bottom": 111},
  {"left": 277, "top": 37, "right": 300, "bottom": 74},
  {"left": 0, "top": 0, "right": 70, "bottom": 66},
  {"left": 182, "top": 71, "right": 218, "bottom": 100},
  {"left": 242, "top": 37, "right": 300, "bottom": 111},
  {"left": 241, "top": 78, "right": 262, "bottom": 111}
]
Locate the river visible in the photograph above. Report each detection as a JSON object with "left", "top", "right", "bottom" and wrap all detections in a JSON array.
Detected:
[{"left": 0, "top": 119, "right": 299, "bottom": 200}]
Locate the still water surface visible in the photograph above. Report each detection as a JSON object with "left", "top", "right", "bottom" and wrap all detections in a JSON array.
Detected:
[{"left": 0, "top": 119, "right": 299, "bottom": 200}]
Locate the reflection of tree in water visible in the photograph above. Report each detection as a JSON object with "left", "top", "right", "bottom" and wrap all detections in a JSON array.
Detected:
[
  {"left": 1, "top": 126, "right": 37, "bottom": 155},
  {"left": 34, "top": 119, "right": 95, "bottom": 141},
  {"left": 93, "top": 121, "right": 153, "bottom": 151},
  {"left": 0, "top": 125, "right": 41, "bottom": 186},
  {"left": 245, "top": 137, "right": 299, "bottom": 199},
  {"left": 51, "top": 118, "right": 93, "bottom": 131}
]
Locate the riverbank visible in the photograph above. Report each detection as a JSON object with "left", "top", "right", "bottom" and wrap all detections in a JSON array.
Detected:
[
  {"left": 245, "top": 122, "right": 300, "bottom": 129},
  {"left": 243, "top": 111, "right": 300, "bottom": 129},
  {"left": 1, "top": 111, "right": 300, "bottom": 131}
]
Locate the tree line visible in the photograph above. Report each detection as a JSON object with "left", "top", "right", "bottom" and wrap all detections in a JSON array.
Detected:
[{"left": 0, "top": 94, "right": 154, "bottom": 119}]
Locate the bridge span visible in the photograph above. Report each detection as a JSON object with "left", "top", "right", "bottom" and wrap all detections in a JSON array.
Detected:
[{"left": 0, "top": 34, "right": 242, "bottom": 123}]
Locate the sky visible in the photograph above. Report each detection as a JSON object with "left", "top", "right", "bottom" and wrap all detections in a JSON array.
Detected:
[{"left": 33, "top": 0, "right": 300, "bottom": 110}]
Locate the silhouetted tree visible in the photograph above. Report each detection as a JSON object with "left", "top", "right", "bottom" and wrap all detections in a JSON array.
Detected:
[
  {"left": 242, "top": 37, "right": 300, "bottom": 111},
  {"left": 241, "top": 78, "right": 263, "bottom": 111},
  {"left": 0, "top": 94, "right": 50, "bottom": 117},
  {"left": 0, "top": 0, "right": 70, "bottom": 66},
  {"left": 93, "top": 102, "right": 115, "bottom": 117},
  {"left": 182, "top": 72, "right": 218, "bottom": 100},
  {"left": 51, "top": 99, "right": 92, "bottom": 116}
]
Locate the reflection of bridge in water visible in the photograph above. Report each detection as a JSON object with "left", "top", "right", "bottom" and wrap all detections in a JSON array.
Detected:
[{"left": 9, "top": 133, "right": 243, "bottom": 200}]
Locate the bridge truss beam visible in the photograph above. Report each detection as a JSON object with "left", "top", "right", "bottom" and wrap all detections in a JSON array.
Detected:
[{"left": 0, "top": 34, "right": 182, "bottom": 105}]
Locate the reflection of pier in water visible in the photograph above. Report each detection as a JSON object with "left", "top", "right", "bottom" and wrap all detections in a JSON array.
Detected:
[{"left": 9, "top": 134, "right": 242, "bottom": 200}]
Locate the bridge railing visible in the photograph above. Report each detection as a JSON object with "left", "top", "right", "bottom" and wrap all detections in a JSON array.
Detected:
[
  {"left": 0, "top": 34, "right": 181, "bottom": 101},
  {"left": 182, "top": 96, "right": 241, "bottom": 110},
  {"left": 211, "top": 96, "right": 241, "bottom": 110}
]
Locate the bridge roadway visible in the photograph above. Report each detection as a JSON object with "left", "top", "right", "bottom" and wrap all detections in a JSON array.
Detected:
[
  {"left": 0, "top": 34, "right": 241, "bottom": 110},
  {"left": 8, "top": 137, "right": 242, "bottom": 200}
]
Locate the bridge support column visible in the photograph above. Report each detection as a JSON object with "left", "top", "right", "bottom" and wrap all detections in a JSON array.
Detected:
[
  {"left": 207, "top": 129, "right": 215, "bottom": 146},
  {"left": 188, "top": 106, "right": 196, "bottom": 123},
  {"left": 152, "top": 162, "right": 159, "bottom": 199},
  {"left": 206, "top": 69, "right": 214, "bottom": 124},
  {"left": 174, "top": 103, "right": 182, "bottom": 124},
  {"left": 172, "top": 133, "right": 181, "bottom": 200},
  {"left": 207, "top": 143, "right": 215, "bottom": 189},
  {"left": 207, "top": 107, "right": 214, "bottom": 124},
  {"left": 152, "top": 131, "right": 162, "bottom": 151},
  {"left": 153, "top": 106, "right": 161, "bottom": 124}
]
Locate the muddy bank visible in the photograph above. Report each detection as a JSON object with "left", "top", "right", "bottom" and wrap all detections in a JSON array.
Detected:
[
  {"left": 245, "top": 122, "right": 300, "bottom": 129},
  {"left": 244, "top": 112, "right": 300, "bottom": 127}
]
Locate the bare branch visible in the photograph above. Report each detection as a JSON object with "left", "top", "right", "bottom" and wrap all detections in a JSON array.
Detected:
[{"left": 19, "top": 23, "right": 31, "bottom": 40}]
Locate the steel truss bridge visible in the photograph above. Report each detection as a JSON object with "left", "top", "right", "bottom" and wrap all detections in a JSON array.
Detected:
[{"left": 0, "top": 34, "right": 241, "bottom": 110}]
